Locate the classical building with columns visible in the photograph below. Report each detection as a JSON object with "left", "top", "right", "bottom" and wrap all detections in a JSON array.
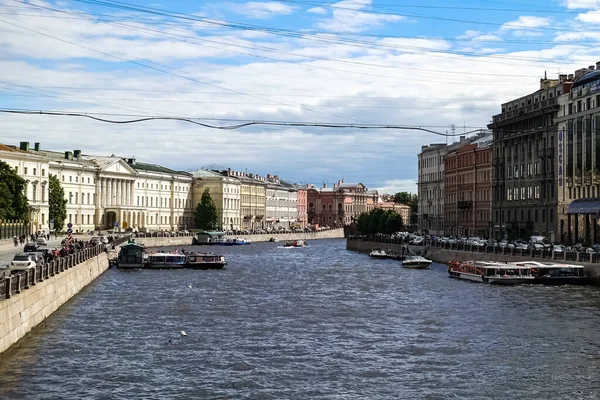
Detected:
[
  {"left": 1, "top": 142, "right": 193, "bottom": 233},
  {"left": 191, "top": 169, "right": 242, "bottom": 230}
]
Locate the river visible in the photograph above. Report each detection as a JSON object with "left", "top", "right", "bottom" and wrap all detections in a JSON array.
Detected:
[{"left": 1, "top": 239, "right": 600, "bottom": 399}]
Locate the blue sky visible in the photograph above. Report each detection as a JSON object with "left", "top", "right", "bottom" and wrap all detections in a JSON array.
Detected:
[{"left": 2, "top": 0, "right": 600, "bottom": 193}]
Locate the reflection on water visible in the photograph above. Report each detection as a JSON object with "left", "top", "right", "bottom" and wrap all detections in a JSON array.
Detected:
[{"left": 1, "top": 239, "right": 600, "bottom": 399}]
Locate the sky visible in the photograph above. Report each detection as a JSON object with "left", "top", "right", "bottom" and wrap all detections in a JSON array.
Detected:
[{"left": 2, "top": 0, "right": 600, "bottom": 194}]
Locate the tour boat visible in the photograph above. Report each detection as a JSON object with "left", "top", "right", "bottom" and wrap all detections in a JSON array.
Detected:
[
  {"left": 117, "top": 241, "right": 146, "bottom": 269},
  {"left": 448, "top": 260, "right": 588, "bottom": 285},
  {"left": 185, "top": 252, "right": 227, "bottom": 270},
  {"left": 369, "top": 249, "right": 388, "bottom": 259},
  {"left": 146, "top": 252, "right": 187, "bottom": 269},
  {"left": 284, "top": 240, "right": 307, "bottom": 248},
  {"left": 506, "top": 261, "right": 587, "bottom": 285},
  {"left": 401, "top": 255, "right": 432, "bottom": 269},
  {"left": 211, "top": 237, "right": 251, "bottom": 245}
]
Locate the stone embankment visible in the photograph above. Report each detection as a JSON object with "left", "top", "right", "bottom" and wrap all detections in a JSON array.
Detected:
[
  {"left": 346, "top": 237, "right": 600, "bottom": 284},
  {"left": 134, "top": 229, "right": 345, "bottom": 248},
  {"left": 0, "top": 247, "right": 109, "bottom": 356}
]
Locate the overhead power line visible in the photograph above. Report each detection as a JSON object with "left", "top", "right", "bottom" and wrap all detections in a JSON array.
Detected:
[{"left": 0, "top": 108, "right": 488, "bottom": 136}]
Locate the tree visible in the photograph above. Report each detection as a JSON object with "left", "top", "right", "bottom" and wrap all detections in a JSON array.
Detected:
[
  {"left": 356, "top": 208, "right": 404, "bottom": 235},
  {"left": 393, "top": 191, "right": 418, "bottom": 224},
  {"left": 194, "top": 188, "right": 219, "bottom": 230},
  {"left": 48, "top": 174, "right": 67, "bottom": 232},
  {"left": 0, "top": 160, "right": 28, "bottom": 221}
]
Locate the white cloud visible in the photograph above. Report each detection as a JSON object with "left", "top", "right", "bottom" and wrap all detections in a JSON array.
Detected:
[
  {"left": 316, "top": 0, "right": 404, "bottom": 33},
  {"left": 577, "top": 10, "right": 600, "bottom": 23},
  {"left": 307, "top": 7, "right": 327, "bottom": 15},
  {"left": 229, "top": 1, "right": 296, "bottom": 19},
  {"left": 564, "top": 0, "right": 600, "bottom": 9},
  {"left": 375, "top": 180, "right": 418, "bottom": 194},
  {"left": 500, "top": 16, "right": 551, "bottom": 31}
]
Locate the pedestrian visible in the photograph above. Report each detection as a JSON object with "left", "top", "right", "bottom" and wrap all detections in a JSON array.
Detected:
[{"left": 13, "top": 236, "right": 18, "bottom": 246}]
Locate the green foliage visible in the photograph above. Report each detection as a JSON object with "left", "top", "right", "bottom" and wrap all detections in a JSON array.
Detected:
[
  {"left": 194, "top": 188, "right": 219, "bottom": 230},
  {"left": 0, "top": 160, "right": 28, "bottom": 221},
  {"left": 393, "top": 191, "right": 418, "bottom": 224},
  {"left": 357, "top": 208, "right": 404, "bottom": 235},
  {"left": 48, "top": 174, "right": 67, "bottom": 231}
]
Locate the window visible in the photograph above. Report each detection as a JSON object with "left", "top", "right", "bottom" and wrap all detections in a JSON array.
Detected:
[
  {"left": 33, "top": 168, "right": 37, "bottom": 175},
  {"left": 24, "top": 167, "right": 28, "bottom": 175},
  {"left": 70, "top": 176, "right": 72, "bottom": 182},
  {"left": 62, "top": 175, "right": 64, "bottom": 181},
  {"left": 87, "top": 193, "right": 90, "bottom": 204}
]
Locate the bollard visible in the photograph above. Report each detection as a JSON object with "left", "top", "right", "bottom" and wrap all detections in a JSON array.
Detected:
[
  {"left": 32, "top": 266, "right": 37, "bottom": 286},
  {"left": 15, "top": 273, "right": 22, "bottom": 294},
  {"left": 24, "top": 269, "right": 30, "bottom": 290},
  {"left": 5, "top": 276, "right": 12, "bottom": 299}
]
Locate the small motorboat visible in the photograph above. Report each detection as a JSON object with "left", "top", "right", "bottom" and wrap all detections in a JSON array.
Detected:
[
  {"left": 283, "top": 240, "right": 307, "bottom": 248},
  {"left": 402, "top": 255, "right": 432, "bottom": 269},
  {"left": 369, "top": 249, "right": 388, "bottom": 259},
  {"left": 269, "top": 237, "right": 279, "bottom": 242}
]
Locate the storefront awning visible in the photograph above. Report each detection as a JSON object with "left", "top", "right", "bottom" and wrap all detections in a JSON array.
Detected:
[{"left": 567, "top": 199, "right": 600, "bottom": 214}]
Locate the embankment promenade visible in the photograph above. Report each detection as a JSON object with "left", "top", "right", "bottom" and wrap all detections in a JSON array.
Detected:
[
  {"left": 0, "top": 245, "right": 109, "bottom": 356},
  {"left": 134, "top": 228, "right": 345, "bottom": 248},
  {"left": 346, "top": 236, "right": 600, "bottom": 284}
]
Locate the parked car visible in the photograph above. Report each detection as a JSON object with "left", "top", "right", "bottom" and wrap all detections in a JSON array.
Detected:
[
  {"left": 23, "top": 243, "right": 38, "bottom": 252},
  {"left": 98, "top": 235, "right": 109, "bottom": 244},
  {"left": 90, "top": 236, "right": 101, "bottom": 245},
  {"left": 552, "top": 245, "right": 566, "bottom": 253},
  {"left": 10, "top": 253, "right": 37, "bottom": 271},
  {"left": 36, "top": 236, "right": 47, "bottom": 246}
]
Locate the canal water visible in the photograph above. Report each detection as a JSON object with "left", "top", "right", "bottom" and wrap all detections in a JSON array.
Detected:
[{"left": 1, "top": 239, "right": 600, "bottom": 399}]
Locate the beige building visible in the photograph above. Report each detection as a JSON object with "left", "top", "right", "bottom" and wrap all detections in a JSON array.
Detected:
[
  {"left": 191, "top": 169, "right": 241, "bottom": 230},
  {"left": 376, "top": 201, "right": 411, "bottom": 225},
  {"left": 229, "top": 170, "right": 267, "bottom": 230},
  {"left": 1, "top": 141, "right": 193, "bottom": 233}
]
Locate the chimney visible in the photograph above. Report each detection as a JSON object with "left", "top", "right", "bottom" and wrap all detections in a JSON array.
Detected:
[
  {"left": 596, "top": 61, "right": 600, "bottom": 71},
  {"left": 333, "top": 183, "right": 337, "bottom": 189},
  {"left": 34, "top": 142, "right": 40, "bottom": 151},
  {"left": 73, "top": 150, "right": 81, "bottom": 159},
  {"left": 323, "top": 183, "right": 327, "bottom": 188},
  {"left": 590, "top": 65, "right": 596, "bottom": 71},
  {"left": 65, "top": 151, "right": 73, "bottom": 160},
  {"left": 19, "top": 142, "right": 29, "bottom": 151},
  {"left": 559, "top": 74, "right": 567, "bottom": 83},
  {"left": 568, "top": 74, "right": 574, "bottom": 81},
  {"left": 127, "top": 158, "right": 136, "bottom": 165},
  {"left": 342, "top": 178, "right": 344, "bottom": 183}
]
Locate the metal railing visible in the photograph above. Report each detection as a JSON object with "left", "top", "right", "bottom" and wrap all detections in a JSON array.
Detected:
[
  {"left": 1, "top": 244, "right": 107, "bottom": 301},
  {"left": 347, "top": 235, "right": 600, "bottom": 264}
]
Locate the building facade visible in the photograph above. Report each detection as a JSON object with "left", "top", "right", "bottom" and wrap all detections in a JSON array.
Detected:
[
  {"left": 444, "top": 135, "right": 493, "bottom": 238},
  {"left": 307, "top": 180, "right": 378, "bottom": 226},
  {"left": 228, "top": 171, "right": 266, "bottom": 230},
  {"left": 265, "top": 174, "right": 298, "bottom": 230},
  {"left": 295, "top": 186, "right": 308, "bottom": 228},
  {"left": 556, "top": 63, "right": 600, "bottom": 245},
  {"left": 417, "top": 136, "right": 472, "bottom": 235},
  {"left": 192, "top": 169, "right": 241, "bottom": 231},
  {"left": 489, "top": 76, "right": 571, "bottom": 241},
  {"left": 376, "top": 201, "right": 411, "bottom": 226}
]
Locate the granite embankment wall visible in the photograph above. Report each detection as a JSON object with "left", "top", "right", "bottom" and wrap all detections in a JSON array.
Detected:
[
  {"left": 0, "top": 253, "right": 109, "bottom": 355},
  {"left": 346, "top": 240, "right": 600, "bottom": 284},
  {"left": 136, "top": 229, "right": 345, "bottom": 248}
]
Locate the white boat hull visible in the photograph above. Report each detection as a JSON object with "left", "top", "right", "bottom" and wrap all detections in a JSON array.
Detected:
[{"left": 402, "top": 262, "right": 431, "bottom": 269}]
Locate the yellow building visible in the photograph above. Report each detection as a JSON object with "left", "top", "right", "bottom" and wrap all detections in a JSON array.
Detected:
[
  {"left": 191, "top": 170, "right": 241, "bottom": 230},
  {"left": 229, "top": 171, "right": 267, "bottom": 230}
]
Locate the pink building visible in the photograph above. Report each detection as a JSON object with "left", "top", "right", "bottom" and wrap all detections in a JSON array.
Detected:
[
  {"left": 307, "top": 179, "right": 378, "bottom": 226},
  {"left": 296, "top": 187, "right": 308, "bottom": 228}
]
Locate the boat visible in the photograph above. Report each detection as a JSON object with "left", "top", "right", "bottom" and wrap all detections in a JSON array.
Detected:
[
  {"left": 284, "top": 240, "right": 307, "bottom": 248},
  {"left": 369, "top": 249, "right": 388, "bottom": 259},
  {"left": 506, "top": 261, "right": 587, "bottom": 285},
  {"left": 447, "top": 260, "right": 587, "bottom": 285},
  {"left": 117, "top": 241, "right": 146, "bottom": 268},
  {"left": 211, "top": 237, "right": 252, "bottom": 246},
  {"left": 185, "top": 252, "right": 227, "bottom": 270},
  {"left": 146, "top": 252, "right": 187, "bottom": 269},
  {"left": 269, "top": 237, "right": 279, "bottom": 242},
  {"left": 401, "top": 255, "right": 432, "bottom": 269}
]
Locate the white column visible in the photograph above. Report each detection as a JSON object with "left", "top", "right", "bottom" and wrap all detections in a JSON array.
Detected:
[
  {"left": 111, "top": 179, "right": 116, "bottom": 206},
  {"left": 120, "top": 180, "right": 125, "bottom": 205},
  {"left": 130, "top": 181, "right": 134, "bottom": 206},
  {"left": 106, "top": 178, "right": 111, "bottom": 207},
  {"left": 125, "top": 181, "right": 130, "bottom": 206}
]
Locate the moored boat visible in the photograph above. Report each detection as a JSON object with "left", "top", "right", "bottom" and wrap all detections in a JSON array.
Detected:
[
  {"left": 284, "top": 239, "right": 307, "bottom": 248},
  {"left": 146, "top": 252, "right": 186, "bottom": 269},
  {"left": 402, "top": 255, "right": 432, "bottom": 269},
  {"left": 369, "top": 249, "right": 388, "bottom": 259},
  {"left": 269, "top": 237, "right": 279, "bottom": 242},
  {"left": 117, "top": 241, "right": 146, "bottom": 269},
  {"left": 185, "top": 252, "right": 227, "bottom": 270},
  {"left": 448, "top": 260, "right": 588, "bottom": 285}
]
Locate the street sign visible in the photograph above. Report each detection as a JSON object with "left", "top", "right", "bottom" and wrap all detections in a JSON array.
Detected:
[
  {"left": 67, "top": 223, "right": 73, "bottom": 229},
  {"left": 67, "top": 229, "right": 73, "bottom": 234},
  {"left": 50, "top": 219, "right": 54, "bottom": 224},
  {"left": 114, "top": 222, "right": 119, "bottom": 227},
  {"left": 49, "top": 222, "right": 54, "bottom": 230}
]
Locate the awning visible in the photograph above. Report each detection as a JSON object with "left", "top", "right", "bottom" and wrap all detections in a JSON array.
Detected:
[{"left": 567, "top": 199, "right": 600, "bottom": 214}]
